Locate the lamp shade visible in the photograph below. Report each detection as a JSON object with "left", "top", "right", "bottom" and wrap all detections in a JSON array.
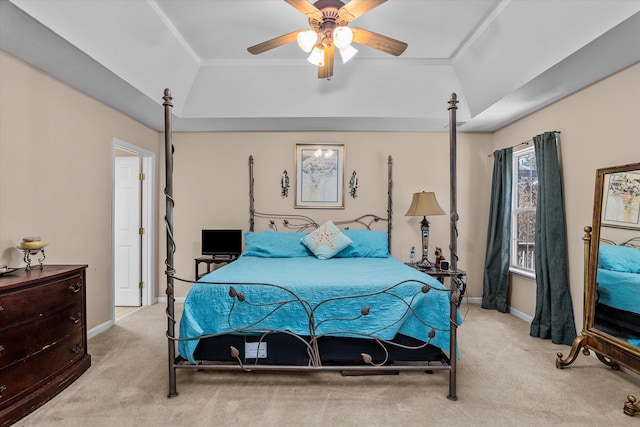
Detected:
[
  {"left": 405, "top": 192, "right": 445, "bottom": 217},
  {"left": 339, "top": 45, "right": 358, "bottom": 63},
  {"left": 307, "top": 46, "right": 325, "bottom": 66},
  {"left": 333, "top": 26, "right": 353, "bottom": 49},
  {"left": 297, "top": 30, "right": 318, "bottom": 53}
]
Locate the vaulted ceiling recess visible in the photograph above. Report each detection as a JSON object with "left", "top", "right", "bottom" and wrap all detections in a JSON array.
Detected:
[{"left": 247, "top": 0, "right": 407, "bottom": 79}]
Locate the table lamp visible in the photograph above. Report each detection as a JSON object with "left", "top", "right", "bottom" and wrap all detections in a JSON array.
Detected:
[{"left": 405, "top": 191, "right": 445, "bottom": 266}]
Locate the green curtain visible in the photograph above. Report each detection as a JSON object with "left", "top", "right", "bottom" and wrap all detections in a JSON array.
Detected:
[
  {"left": 482, "top": 147, "right": 512, "bottom": 312},
  {"left": 530, "top": 132, "right": 577, "bottom": 345}
]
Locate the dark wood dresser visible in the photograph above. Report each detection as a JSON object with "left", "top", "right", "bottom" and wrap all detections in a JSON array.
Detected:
[{"left": 0, "top": 265, "right": 91, "bottom": 426}]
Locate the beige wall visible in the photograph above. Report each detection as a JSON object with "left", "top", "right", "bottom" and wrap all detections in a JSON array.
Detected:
[
  {"left": 492, "top": 62, "right": 640, "bottom": 329},
  {"left": 3, "top": 46, "right": 638, "bottom": 336},
  {"left": 163, "top": 131, "right": 493, "bottom": 298},
  {"left": 0, "top": 51, "right": 160, "bottom": 330}
]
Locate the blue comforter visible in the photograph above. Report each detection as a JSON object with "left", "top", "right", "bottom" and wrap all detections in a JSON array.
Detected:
[{"left": 178, "top": 256, "right": 456, "bottom": 364}]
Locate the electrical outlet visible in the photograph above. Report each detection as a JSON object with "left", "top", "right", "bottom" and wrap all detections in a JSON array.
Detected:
[{"left": 245, "top": 342, "right": 267, "bottom": 359}]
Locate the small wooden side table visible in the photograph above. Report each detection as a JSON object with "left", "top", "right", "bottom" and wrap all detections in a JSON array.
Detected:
[
  {"left": 406, "top": 263, "right": 467, "bottom": 305},
  {"left": 405, "top": 263, "right": 466, "bottom": 284},
  {"left": 195, "top": 256, "right": 237, "bottom": 280}
]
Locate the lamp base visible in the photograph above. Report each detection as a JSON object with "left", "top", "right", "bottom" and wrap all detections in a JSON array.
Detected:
[{"left": 418, "top": 258, "right": 433, "bottom": 269}]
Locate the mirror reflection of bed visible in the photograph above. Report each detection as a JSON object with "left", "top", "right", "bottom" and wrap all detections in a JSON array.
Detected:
[
  {"left": 595, "top": 235, "right": 640, "bottom": 347},
  {"left": 556, "top": 163, "right": 640, "bottom": 415},
  {"left": 595, "top": 164, "right": 640, "bottom": 348}
]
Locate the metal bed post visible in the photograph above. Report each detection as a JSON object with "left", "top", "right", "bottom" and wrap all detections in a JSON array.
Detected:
[
  {"left": 447, "top": 92, "right": 459, "bottom": 401},
  {"left": 163, "top": 89, "right": 178, "bottom": 398},
  {"left": 249, "top": 155, "right": 255, "bottom": 232},
  {"left": 387, "top": 155, "right": 393, "bottom": 251}
]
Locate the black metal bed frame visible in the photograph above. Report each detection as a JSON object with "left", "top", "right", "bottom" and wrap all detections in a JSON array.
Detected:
[{"left": 163, "top": 89, "right": 462, "bottom": 400}]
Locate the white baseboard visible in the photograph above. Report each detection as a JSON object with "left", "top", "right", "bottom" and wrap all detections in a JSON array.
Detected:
[
  {"left": 463, "top": 296, "right": 533, "bottom": 324},
  {"left": 464, "top": 296, "right": 482, "bottom": 304},
  {"left": 157, "top": 297, "right": 185, "bottom": 303},
  {"left": 88, "top": 319, "right": 113, "bottom": 340},
  {"left": 88, "top": 300, "right": 183, "bottom": 340},
  {"left": 509, "top": 306, "right": 534, "bottom": 324}
]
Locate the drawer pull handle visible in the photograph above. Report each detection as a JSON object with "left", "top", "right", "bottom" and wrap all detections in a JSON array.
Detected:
[
  {"left": 70, "top": 343, "right": 84, "bottom": 354},
  {"left": 0, "top": 384, "right": 6, "bottom": 399},
  {"left": 0, "top": 306, "right": 4, "bottom": 312},
  {"left": 68, "top": 283, "right": 82, "bottom": 293},
  {"left": 0, "top": 345, "right": 4, "bottom": 357},
  {"left": 70, "top": 312, "right": 82, "bottom": 324}
]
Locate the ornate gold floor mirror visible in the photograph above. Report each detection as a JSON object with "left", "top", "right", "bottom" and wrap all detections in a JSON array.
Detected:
[{"left": 556, "top": 162, "right": 640, "bottom": 416}]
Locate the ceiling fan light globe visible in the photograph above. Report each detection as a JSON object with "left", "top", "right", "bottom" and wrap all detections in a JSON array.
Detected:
[
  {"left": 297, "top": 30, "right": 318, "bottom": 53},
  {"left": 333, "top": 26, "right": 353, "bottom": 49},
  {"left": 339, "top": 45, "right": 358, "bottom": 63},
  {"left": 307, "top": 46, "right": 325, "bottom": 66}
]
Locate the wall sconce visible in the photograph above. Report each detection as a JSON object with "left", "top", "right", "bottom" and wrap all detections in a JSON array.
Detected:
[
  {"left": 349, "top": 170, "right": 358, "bottom": 198},
  {"left": 281, "top": 170, "right": 290, "bottom": 198}
]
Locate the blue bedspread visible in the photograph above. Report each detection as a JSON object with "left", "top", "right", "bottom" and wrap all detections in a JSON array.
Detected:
[
  {"left": 178, "top": 256, "right": 456, "bottom": 364},
  {"left": 597, "top": 268, "right": 640, "bottom": 315}
]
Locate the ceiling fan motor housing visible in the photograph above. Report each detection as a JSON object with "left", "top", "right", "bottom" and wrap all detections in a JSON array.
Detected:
[{"left": 310, "top": 0, "right": 348, "bottom": 47}]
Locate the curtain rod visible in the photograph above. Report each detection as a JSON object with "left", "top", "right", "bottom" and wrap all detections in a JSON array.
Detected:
[{"left": 488, "top": 131, "right": 561, "bottom": 157}]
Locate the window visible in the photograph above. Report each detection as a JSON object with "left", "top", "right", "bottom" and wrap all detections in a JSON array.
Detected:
[{"left": 511, "top": 147, "right": 537, "bottom": 277}]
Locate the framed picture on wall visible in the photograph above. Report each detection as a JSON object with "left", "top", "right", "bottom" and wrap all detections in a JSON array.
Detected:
[
  {"left": 601, "top": 170, "right": 640, "bottom": 230},
  {"left": 295, "top": 144, "right": 344, "bottom": 209}
]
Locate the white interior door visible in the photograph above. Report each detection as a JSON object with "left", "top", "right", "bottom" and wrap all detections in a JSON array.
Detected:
[{"left": 114, "top": 156, "right": 141, "bottom": 307}]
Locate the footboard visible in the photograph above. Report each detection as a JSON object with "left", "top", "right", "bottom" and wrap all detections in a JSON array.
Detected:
[{"left": 170, "top": 272, "right": 463, "bottom": 400}]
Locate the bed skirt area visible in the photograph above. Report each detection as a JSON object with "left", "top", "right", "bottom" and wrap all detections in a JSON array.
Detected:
[
  {"left": 182, "top": 333, "right": 449, "bottom": 367},
  {"left": 595, "top": 303, "right": 640, "bottom": 338}
]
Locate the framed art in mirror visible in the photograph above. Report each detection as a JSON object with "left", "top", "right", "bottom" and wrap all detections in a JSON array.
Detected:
[{"left": 601, "top": 170, "right": 640, "bottom": 230}]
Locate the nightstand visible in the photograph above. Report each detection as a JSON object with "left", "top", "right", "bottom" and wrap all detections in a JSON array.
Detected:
[
  {"left": 405, "top": 263, "right": 466, "bottom": 284},
  {"left": 406, "top": 263, "right": 467, "bottom": 304},
  {"left": 195, "top": 256, "right": 237, "bottom": 280}
]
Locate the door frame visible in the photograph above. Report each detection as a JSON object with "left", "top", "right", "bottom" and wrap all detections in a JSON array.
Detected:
[{"left": 112, "top": 138, "right": 156, "bottom": 321}]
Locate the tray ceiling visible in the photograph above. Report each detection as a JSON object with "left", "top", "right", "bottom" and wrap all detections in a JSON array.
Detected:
[{"left": 1, "top": 0, "right": 639, "bottom": 132}]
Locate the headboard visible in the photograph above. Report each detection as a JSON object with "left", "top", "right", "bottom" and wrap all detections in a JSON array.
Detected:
[
  {"left": 248, "top": 155, "right": 393, "bottom": 251},
  {"left": 600, "top": 236, "right": 640, "bottom": 248}
]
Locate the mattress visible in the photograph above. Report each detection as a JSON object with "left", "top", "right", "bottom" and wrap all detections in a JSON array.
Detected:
[{"left": 178, "top": 255, "right": 457, "bottom": 364}]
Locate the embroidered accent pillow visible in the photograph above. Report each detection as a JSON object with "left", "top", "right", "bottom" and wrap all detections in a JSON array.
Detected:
[{"left": 301, "top": 220, "right": 352, "bottom": 260}]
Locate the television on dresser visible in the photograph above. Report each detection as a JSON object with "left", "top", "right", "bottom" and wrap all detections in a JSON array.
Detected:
[{"left": 201, "top": 229, "right": 242, "bottom": 257}]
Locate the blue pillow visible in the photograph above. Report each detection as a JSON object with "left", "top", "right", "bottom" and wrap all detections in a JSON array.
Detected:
[
  {"left": 598, "top": 245, "right": 640, "bottom": 274},
  {"left": 243, "top": 231, "right": 311, "bottom": 258},
  {"left": 301, "top": 221, "right": 353, "bottom": 260},
  {"left": 335, "top": 229, "right": 390, "bottom": 258}
]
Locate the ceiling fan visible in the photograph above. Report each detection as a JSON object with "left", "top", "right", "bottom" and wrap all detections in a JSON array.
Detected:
[{"left": 247, "top": 0, "right": 408, "bottom": 79}]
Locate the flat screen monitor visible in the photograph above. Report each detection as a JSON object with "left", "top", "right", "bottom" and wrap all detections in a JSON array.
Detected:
[{"left": 201, "top": 229, "right": 242, "bottom": 257}]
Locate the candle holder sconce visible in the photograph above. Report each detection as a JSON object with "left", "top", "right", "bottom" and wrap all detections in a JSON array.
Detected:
[
  {"left": 349, "top": 170, "right": 358, "bottom": 198},
  {"left": 281, "top": 170, "right": 290, "bottom": 198}
]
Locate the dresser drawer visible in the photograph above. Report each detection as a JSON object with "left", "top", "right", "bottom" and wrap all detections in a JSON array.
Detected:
[
  {"left": 0, "top": 300, "right": 84, "bottom": 368},
  {"left": 0, "top": 273, "right": 84, "bottom": 330},
  {"left": 0, "top": 328, "right": 85, "bottom": 409}
]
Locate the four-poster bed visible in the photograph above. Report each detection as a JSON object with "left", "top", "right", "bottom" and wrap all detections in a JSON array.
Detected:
[{"left": 163, "top": 89, "right": 464, "bottom": 400}]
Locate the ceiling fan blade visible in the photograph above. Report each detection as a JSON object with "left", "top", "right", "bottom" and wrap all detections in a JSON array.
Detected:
[
  {"left": 318, "top": 45, "right": 335, "bottom": 79},
  {"left": 339, "top": 0, "right": 387, "bottom": 22},
  {"left": 284, "top": 0, "right": 323, "bottom": 20},
  {"left": 247, "top": 31, "right": 300, "bottom": 55},
  {"left": 351, "top": 27, "right": 407, "bottom": 56}
]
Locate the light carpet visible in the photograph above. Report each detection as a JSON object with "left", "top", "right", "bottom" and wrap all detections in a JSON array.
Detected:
[{"left": 15, "top": 302, "right": 640, "bottom": 426}]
